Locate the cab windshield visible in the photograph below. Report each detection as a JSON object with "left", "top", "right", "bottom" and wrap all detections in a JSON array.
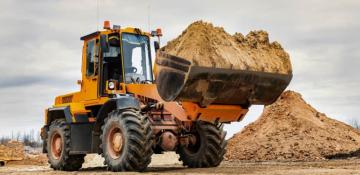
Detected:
[{"left": 122, "top": 33, "right": 153, "bottom": 83}]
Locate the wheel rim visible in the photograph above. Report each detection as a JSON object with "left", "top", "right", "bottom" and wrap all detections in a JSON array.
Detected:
[
  {"left": 51, "top": 132, "right": 63, "bottom": 160},
  {"left": 186, "top": 133, "right": 201, "bottom": 154},
  {"left": 107, "top": 125, "right": 124, "bottom": 159}
]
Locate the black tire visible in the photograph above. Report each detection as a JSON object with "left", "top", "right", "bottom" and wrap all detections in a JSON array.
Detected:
[
  {"left": 46, "top": 119, "right": 85, "bottom": 171},
  {"left": 100, "top": 109, "right": 153, "bottom": 172},
  {"left": 177, "top": 121, "right": 227, "bottom": 168}
]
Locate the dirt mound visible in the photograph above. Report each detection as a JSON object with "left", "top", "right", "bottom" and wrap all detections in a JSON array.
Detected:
[
  {"left": 0, "top": 141, "right": 25, "bottom": 161},
  {"left": 162, "top": 21, "right": 292, "bottom": 74},
  {"left": 225, "top": 91, "right": 360, "bottom": 161},
  {"left": 0, "top": 141, "right": 47, "bottom": 166},
  {"left": 7, "top": 154, "right": 48, "bottom": 166}
]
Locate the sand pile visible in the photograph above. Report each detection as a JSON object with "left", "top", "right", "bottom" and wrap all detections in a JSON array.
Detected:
[
  {"left": 225, "top": 91, "right": 360, "bottom": 161},
  {"left": 0, "top": 141, "right": 25, "bottom": 161},
  {"left": 162, "top": 21, "right": 292, "bottom": 74},
  {"left": 0, "top": 141, "right": 47, "bottom": 166},
  {"left": 7, "top": 154, "right": 48, "bottom": 166}
]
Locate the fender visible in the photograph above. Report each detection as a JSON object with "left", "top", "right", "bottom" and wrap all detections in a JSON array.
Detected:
[
  {"left": 113, "top": 95, "right": 141, "bottom": 111},
  {"left": 94, "top": 95, "right": 140, "bottom": 132},
  {"left": 46, "top": 106, "right": 73, "bottom": 125},
  {"left": 97, "top": 95, "right": 140, "bottom": 119},
  {"left": 42, "top": 106, "right": 72, "bottom": 153}
]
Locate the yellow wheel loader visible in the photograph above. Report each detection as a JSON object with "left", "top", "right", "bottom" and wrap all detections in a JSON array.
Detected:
[{"left": 41, "top": 21, "right": 292, "bottom": 172}]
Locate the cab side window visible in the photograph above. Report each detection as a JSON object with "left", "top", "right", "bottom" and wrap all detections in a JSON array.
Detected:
[{"left": 86, "top": 40, "right": 96, "bottom": 76}]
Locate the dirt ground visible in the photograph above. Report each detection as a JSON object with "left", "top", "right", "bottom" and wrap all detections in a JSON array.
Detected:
[{"left": 1, "top": 153, "right": 360, "bottom": 175}]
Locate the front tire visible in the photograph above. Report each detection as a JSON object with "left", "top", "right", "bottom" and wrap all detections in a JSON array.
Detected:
[
  {"left": 100, "top": 109, "right": 153, "bottom": 172},
  {"left": 178, "top": 121, "right": 227, "bottom": 168},
  {"left": 46, "top": 119, "right": 85, "bottom": 171}
]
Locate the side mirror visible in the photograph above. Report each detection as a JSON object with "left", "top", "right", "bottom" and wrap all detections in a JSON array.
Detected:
[
  {"left": 154, "top": 41, "right": 160, "bottom": 52},
  {"left": 77, "top": 80, "right": 82, "bottom": 85},
  {"left": 100, "top": 34, "right": 109, "bottom": 52}
]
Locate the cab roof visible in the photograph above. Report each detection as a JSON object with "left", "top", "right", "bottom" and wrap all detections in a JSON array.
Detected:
[{"left": 80, "top": 27, "right": 151, "bottom": 41}]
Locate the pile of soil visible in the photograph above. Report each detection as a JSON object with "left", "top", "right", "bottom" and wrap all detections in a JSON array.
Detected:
[
  {"left": 0, "top": 141, "right": 47, "bottom": 166},
  {"left": 7, "top": 154, "right": 48, "bottom": 166},
  {"left": 0, "top": 141, "right": 25, "bottom": 161},
  {"left": 225, "top": 91, "right": 360, "bottom": 161},
  {"left": 162, "top": 21, "right": 292, "bottom": 74}
]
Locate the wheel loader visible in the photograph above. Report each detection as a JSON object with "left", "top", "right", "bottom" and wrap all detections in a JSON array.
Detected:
[{"left": 41, "top": 21, "right": 292, "bottom": 172}]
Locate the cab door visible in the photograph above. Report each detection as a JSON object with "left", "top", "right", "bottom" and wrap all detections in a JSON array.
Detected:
[{"left": 82, "top": 39, "right": 99, "bottom": 101}]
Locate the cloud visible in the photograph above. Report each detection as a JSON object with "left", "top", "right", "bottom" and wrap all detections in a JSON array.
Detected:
[
  {"left": 0, "top": 0, "right": 359, "bottom": 137},
  {"left": 0, "top": 75, "right": 47, "bottom": 88}
]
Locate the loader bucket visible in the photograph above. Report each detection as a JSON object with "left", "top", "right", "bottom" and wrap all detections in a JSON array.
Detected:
[{"left": 155, "top": 51, "right": 292, "bottom": 107}]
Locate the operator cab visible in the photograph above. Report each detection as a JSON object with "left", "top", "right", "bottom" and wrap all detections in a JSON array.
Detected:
[
  {"left": 102, "top": 33, "right": 122, "bottom": 83},
  {"left": 121, "top": 33, "right": 153, "bottom": 84},
  {"left": 100, "top": 31, "right": 154, "bottom": 96},
  {"left": 80, "top": 22, "right": 158, "bottom": 98},
  {"left": 101, "top": 32, "right": 153, "bottom": 84}
]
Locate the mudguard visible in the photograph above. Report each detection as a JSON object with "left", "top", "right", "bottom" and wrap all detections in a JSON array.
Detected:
[
  {"left": 46, "top": 106, "right": 73, "bottom": 125},
  {"left": 96, "top": 95, "right": 140, "bottom": 123}
]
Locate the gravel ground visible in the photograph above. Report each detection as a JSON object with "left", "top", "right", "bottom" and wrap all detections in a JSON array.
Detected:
[{"left": 1, "top": 153, "right": 360, "bottom": 175}]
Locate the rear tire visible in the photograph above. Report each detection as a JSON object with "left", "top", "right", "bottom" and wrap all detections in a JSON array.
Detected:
[
  {"left": 46, "top": 119, "right": 85, "bottom": 171},
  {"left": 177, "top": 121, "right": 227, "bottom": 168},
  {"left": 100, "top": 108, "right": 153, "bottom": 172}
]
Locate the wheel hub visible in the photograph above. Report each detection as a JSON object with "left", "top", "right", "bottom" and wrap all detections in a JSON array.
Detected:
[
  {"left": 107, "top": 126, "right": 124, "bottom": 159},
  {"left": 112, "top": 132, "right": 123, "bottom": 152},
  {"left": 51, "top": 133, "right": 62, "bottom": 159},
  {"left": 189, "top": 134, "right": 197, "bottom": 146}
]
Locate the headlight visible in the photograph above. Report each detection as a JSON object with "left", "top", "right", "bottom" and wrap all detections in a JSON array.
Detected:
[{"left": 108, "top": 82, "right": 115, "bottom": 90}]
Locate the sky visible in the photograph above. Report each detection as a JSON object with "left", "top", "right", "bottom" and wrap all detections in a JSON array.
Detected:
[{"left": 0, "top": 0, "right": 359, "bottom": 138}]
